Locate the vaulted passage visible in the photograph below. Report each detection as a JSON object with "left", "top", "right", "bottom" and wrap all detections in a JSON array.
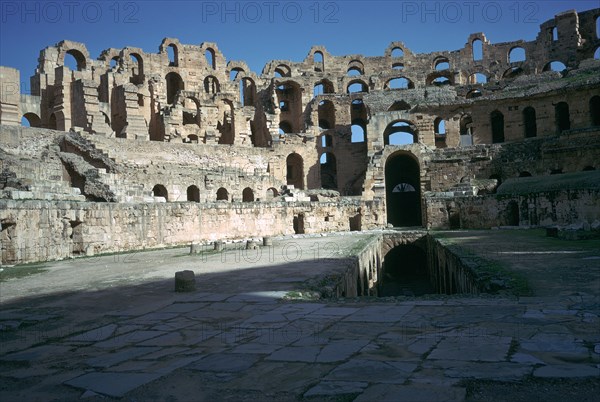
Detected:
[
  {"left": 385, "top": 153, "right": 422, "bottom": 226},
  {"left": 380, "top": 245, "right": 434, "bottom": 296}
]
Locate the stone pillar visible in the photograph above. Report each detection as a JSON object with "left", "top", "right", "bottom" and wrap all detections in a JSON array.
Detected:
[
  {"left": 175, "top": 270, "right": 196, "bottom": 292},
  {"left": 0, "top": 67, "right": 21, "bottom": 126}
]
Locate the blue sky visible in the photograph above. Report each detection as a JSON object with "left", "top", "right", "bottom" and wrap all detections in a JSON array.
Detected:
[{"left": 1, "top": 0, "right": 598, "bottom": 88}]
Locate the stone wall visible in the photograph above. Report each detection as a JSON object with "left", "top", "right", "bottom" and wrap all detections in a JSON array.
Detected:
[{"left": 0, "top": 199, "right": 371, "bottom": 265}]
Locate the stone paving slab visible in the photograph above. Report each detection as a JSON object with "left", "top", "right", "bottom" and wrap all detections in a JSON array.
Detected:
[
  {"left": 64, "top": 372, "right": 162, "bottom": 398},
  {"left": 354, "top": 383, "right": 467, "bottom": 402}
]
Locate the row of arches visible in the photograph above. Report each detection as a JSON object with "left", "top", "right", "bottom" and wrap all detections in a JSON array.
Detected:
[{"left": 151, "top": 184, "right": 279, "bottom": 203}]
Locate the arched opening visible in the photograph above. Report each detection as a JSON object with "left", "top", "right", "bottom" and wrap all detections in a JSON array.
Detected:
[
  {"left": 204, "top": 76, "right": 220, "bottom": 94},
  {"left": 430, "top": 76, "right": 451, "bottom": 86},
  {"left": 240, "top": 77, "right": 256, "bottom": 106},
  {"left": 595, "top": 47, "right": 600, "bottom": 60},
  {"left": 550, "top": 26, "right": 558, "bottom": 41},
  {"left": 391, "top": 47, "right": 404, "bottom": 58},
  {"left": 242, "top": 187, "right": 254, "bottom": 202},
  {"left": 110, "top": 56, "right": 119, "bottom": 69},
  {"left": 385, "top": 77, "right": 413, "bottom": 90},
  {"left": 274, "top": 64, "right": 291, "bottom": 77},
  {"left": 320, "top": 152, "right": 337, "bottom": 190},
  {"left": 434, "top": 58, "right": 450, "bottom": 70},
  {"left": 21, "top": 113, "right": 41, "bottom": 127},
  {"left": 152, "top": 184, "right": 168, "bottom": 201},
  {"left": 266, "top": 187, "right": 279, "bottom": 200},
  {"left": 166, "top": 72, "right": 184, "bottom": 104},
  {"left": 313, "top": 51, "right": 324, "bottom": 72},
  {"left": 351, "top": 122, "right": 366, "bottom": 143},
  {"left": 472, "top": 39, "right": 483, "bottom": 61},
  {"left": 347, "top": 67, "right": 362, "bottom": 77},
  {"left": 205, "top": 48, "right": 216, "bottom": 69},
  {"left": 384, "top": 121, "right": 416, "bottom": 145},
  {"left": 466, "top": 89, "right": 482, "bottom": 99},
  {"left": 506, "top": 201, "right": 519, "bottom": 226},
  {"left": 392, "top": 62, "right": 404, "bottom": 70},
  {"left": 64, "top": 49, "right": 86, "bottom": 71},
  {"left": 167, "top": 44, "right": 178, "bottom": 67},
  {"left": 434, "top": 118, "right": 446, "bottom": 148},
  {"left": 590, "top": 95, "right": 600, "bottom": 126},
  {"left": 522, "top": 106, "right": 537, "bottom": 138},
  {"left": 318, "top": 100, "right": 335, "bottom": 130},
  {"left": 385, "top": 153, "right": 421, "bottom": 226},
  {"left": 183, "top": 97, "right": 201, "bottom": 126},
  {"left": 129, "top": 53, "right": 143, "bottom": 77},
  {"left": 216, "top": 187, "right": 229, "bottom": 201},
  {"left": 555, "top": 102, "right": 570, "bottom": 133},
  {"left": 543, "top": 61, "right": 567, "bottom": 72},
  {"left": 217, "top": 100, "right": 235, "bottom": 145},
  {"left": 380, "top": 245, "right": 433, "bottom": 296},
  {"left": 187, "top": 185, "right": 200, "bottom": 202},
  {"left": 468, "top": 73, "right": 488, "bottom": 84},
  {"left": 509, "top": 47, "right": 526, "bottom": 63},
  {"left": 490, "top": 110, "right": 505, "bottom": 143},
  {"left": 229, "top": 67, "right": 244, "bottom": 81},
  {"left": 347, "top": 80, "right": 368, "bottom": 93},
  {"left": 276, "top": 81, "right": 302, "bottom": 133},
  {"left": 286, "top": 153, "right": 304, "bottom": 189},
  {"left": 279, "top": 121, "right": 292, "bottom": 134},
  {"left": 321, "top": 134, "right": 333, "bottom": 147}
]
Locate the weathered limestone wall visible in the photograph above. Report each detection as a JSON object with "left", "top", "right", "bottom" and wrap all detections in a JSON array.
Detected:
[
  {"left": 426, "top": 188, "right": 600, "bottom": 229},
  {"left": 0, "top": 199, "right": 370, "bottom": 265},
  {"left": 426, "top": 236, "right": 482, "bottom": 295}
]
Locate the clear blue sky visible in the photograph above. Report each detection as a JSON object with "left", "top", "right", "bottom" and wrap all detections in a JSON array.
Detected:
[{"left": 1, "top": 0, "right": 598, "bottom": 89}]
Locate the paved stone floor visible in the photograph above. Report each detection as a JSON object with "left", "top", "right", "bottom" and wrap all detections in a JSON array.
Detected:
[{"left": 0, "top": 231, "right": 598, "bottom": 401}]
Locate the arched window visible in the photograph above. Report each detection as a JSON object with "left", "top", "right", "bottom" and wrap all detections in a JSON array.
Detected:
[
  {"left": 434, "top": 118, "right": 446, "bottom": 135},
  {"left": 187, "top": 185, "right": 200, "bottom": 202},
  {"left": 21, "top": 113, "right": 41, "bottom": 127},
  {"left": 204, "top": 76, "right": 220, "bottom": 94},
  {"left": 385, "top": 121, "right": 416, "bottom": 145},
  {"left": 64, "top": 49, "right": 86, "bottom": 71},
  {"left": 490, "top": 110, "right": 504, "bottom": 143},
  {"left": 286, "top": 153, "right": 304, "bottom": 189},
  {"left": 152, "top": 184, "right": 168, "bottom": 201},
  {"left": 434, "top": 58, "right": 450, "bottom": 70},
  {"left": 314, "top": 51, "right": 324, "bottom": 72},
  {"left": 544, "top": 61, "right": 567, "bottom": 72},
  {"left": 216, "top": 187, "right": 228, "bottom": 201},
  {"left": 351, "top": 122, "right": 366, "bottom": 143},
  {"left": 167, "top": 44, "right": 178, "bottom": 67},
  {"left": 472, "top": 39, "right": 483, "bottom": 61},
  {"left": 242, "top": 188, "right": 254, "bottom": 202},
  {"left": 205, "top": 48, "right": 216, "bottom": 69},
  {"left": 320, "top": 152, "right": 337, "bottom": 190},
  {"left": 386, "top": 77, "right": 412, "bottom": 90},
  {"left": 166, "top": 72, "right": 184, "bottom": 104},
  {"left": 391, "top": 47, "right": 404, "bottom": 58},
  {"left": 523, "top": 106, "right": 537, "bottom": 138},
  {"left": 508, "top": 47, "right": 526, "bottom": 63},
  {"left": 279, "top": 121, "right": 292, "bottom": 134},
  {"left": 347, "top": 80, "right": 368, "bottom": 93}
]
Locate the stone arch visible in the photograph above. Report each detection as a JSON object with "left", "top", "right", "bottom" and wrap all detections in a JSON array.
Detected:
[
  {"left": 385, "top": 151, "right": 422, "bottom": 226},
  {"left": 166, "top": 72, "right": 184, "bottom": 104},
  {"left": 318, "top": 100, "right": 335, "bottom": 129},
  {"left": 205, "top": 47, "right": 216, "bottom": 69},
  {"left": 204, "top": 75, "right": 220, "bottom": 94},
  {"left": 152, "top": 184, "right": 168, "bottom": 201},
  {"left": 286, "top": 153, "right": 304, "bottom": 189},
  {"left": 216, "top": 187, "right": 229, "bottom": 201},
  {"left": 508, "top": 46, "right": 526, "bottom": 63},
  {"left": 242, "top": 187, "right": 254, "bottom": 202},
  {"left": 240, "top": 77, "right": 256, "bottom": 106},
  {"left": 347, "top": 79, "right": 368, "bottom": 93},
  {"left": 320, "top": 152, "right": 337, "bottom": 190},
  {"left": 62, "top": 49, "right": 87, "bottom": 71},
  {"left": 187, "top": 185, "right": 200, "bottom": 202},
  {"left": 384, "top": 120, "right": 417, "bottom": 145},
  {"left": 21, "top": 112, "right": 41, "bottom": 127},
  {"left": 385, "top": 77, "right": 414, "bottom": 90}
]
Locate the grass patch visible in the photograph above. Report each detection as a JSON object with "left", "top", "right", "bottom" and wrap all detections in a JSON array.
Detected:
[{"left": 0, "top": 263, "right": 48, "bottom": 282}]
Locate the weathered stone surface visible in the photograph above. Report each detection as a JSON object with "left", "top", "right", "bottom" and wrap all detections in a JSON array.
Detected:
[{"left": 175, "top": 270, "right": 196, "bottom": 292}]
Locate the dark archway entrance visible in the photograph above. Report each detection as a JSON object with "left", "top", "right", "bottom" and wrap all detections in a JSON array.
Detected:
[
  {"left": 380, "top": 245, "right": 433, "bottom": 296},
  {"left": 385, "top": 153, "right": 422, "bottom": 226}
]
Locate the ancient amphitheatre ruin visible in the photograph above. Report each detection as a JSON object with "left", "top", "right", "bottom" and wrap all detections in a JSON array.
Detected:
[{"left": 0, "top": 6, "right": 599, "bottom": 401}]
